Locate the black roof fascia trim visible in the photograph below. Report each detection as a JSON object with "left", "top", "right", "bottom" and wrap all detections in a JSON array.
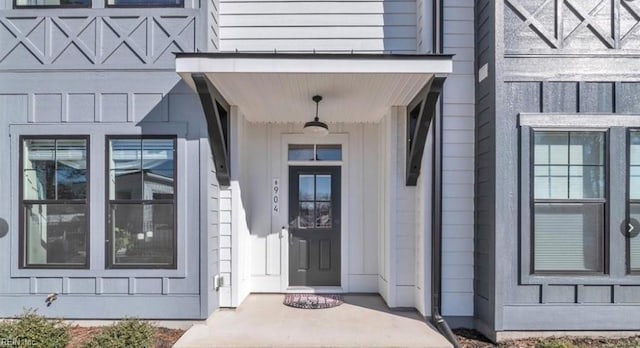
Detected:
[
  {"left": 406, "top": 76, "right": 446, "bottom": 186},
  {"left": 193, "top": 73, "right": 231, "bottom": 187},
  {"left": 176, "top": 52, "right": 454, "bottom": 60}
]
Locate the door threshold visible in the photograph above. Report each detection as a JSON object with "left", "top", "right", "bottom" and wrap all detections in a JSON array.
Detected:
[{"left": 286, "top": 286, "right": 344, "bottom": 293}]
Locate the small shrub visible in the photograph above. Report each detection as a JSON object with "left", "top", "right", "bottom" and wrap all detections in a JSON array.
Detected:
[
  {"left": 0, "top": 309, "right": 70, "bottom": 348},
  {"left": 82, "top": 318, "right": 157, "bottom": 348},
  {"left": 535, "top": 339, "right": 575, "bottom": 348}
]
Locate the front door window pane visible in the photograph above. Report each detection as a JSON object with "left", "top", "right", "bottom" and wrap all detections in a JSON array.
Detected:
[
  {"left": 315, "top": 202, "right": 332, "bottom": 228},
  {"left": 298, "top": 202, "right": 314, "bottom": 228},
  {"left": 297, "top": 174, "right": 332, "bottom": 229},
  {"left": 299, "top": 175, "right": 314, "bottom": 201},
  {"left": 315, "top": 175, "right": 331, "bottom": 201}
]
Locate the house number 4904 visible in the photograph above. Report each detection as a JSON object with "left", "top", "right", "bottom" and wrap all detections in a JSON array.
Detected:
[{"left": 272, "top": 178, "right": 280, "bottom": 215}]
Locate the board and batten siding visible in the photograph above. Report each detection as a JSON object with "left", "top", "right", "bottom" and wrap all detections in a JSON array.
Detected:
[
  {"left": 0, "top": 74, "right": 211, "bottom": 319},
  {"left": 0, "top": 0, "right": 219, "bottom": 319},
  {"left": 440, "top": 0, "right": 475, "bottom": 318},
  {"left": 483, "top": 0, "right": 640, "bottom": 334},
  {"left": 218, "top": 0, "right": 418, "bottom": 52},
  {"left": 497, "top": 81, "right": 640, "bottom": 330}
]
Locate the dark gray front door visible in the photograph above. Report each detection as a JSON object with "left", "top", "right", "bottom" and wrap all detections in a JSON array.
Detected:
[{"left": 289, "top": 166, "right": 341, "bottom": 286}]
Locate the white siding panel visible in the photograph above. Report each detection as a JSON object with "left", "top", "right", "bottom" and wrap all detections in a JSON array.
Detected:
[
  {"left": 222, "top": 26, "right": 416, "bottom": 39},
  {"left": 220, "top": 39, "right": 417, "bottom": 52},
  {"left": 442, "top": 277, "right": 473, "bottom": 293},
  {"left": 219, "top": 0, "right": 417, "bottom": 53},
  {"left": 443, "top": 251, "right": 474, "bottom": 266},
  {"left": 442, "top": 292, "right": 474, "bottom": 316},
  {"left": 349, "top": 124, "right": 365, "bottom": 275},
  {"left": 441, "top": 0, "right": 474, "bottom": 317},
  {"left": 443, "top": 34, "right": 475, "bottom": 49},
  {"left": 222, "top": 1, "right": 415, "bottom": 14},
  {"left": 363, "top": 124, "right": 380, "bottom": 275},
  {"left": 220, "top": 14, "right": 416, "bottom": 27},
  {"left": 443, "top": 20, "right": 474, "bottom": 35},
  {"left": 443, "top": 5, "right": 473, "bottom": 21}
]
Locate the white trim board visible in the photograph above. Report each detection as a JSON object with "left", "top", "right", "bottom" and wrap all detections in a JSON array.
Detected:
[{"left": 176, "top": 57, "right": 453, "bottom": 75}]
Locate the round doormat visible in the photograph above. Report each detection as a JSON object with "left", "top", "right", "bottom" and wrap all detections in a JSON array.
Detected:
[{"left": 283, "top": 294, "right": 344, "bottom": 309}]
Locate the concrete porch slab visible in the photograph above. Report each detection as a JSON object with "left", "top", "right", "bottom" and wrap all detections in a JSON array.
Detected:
[{"left": 173, "top": 294, "right": 452, "bottom": 348}]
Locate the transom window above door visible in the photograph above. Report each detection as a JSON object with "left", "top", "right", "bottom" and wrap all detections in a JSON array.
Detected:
[{"left": 288, "top": 144, "right": 342, "bottom": 161}]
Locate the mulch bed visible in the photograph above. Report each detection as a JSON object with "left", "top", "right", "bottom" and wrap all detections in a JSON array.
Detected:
[
  {"left": 66, "top": 326, "right": 185, "bottom": 348},
  {"left": 454, "top": 328, "right": 640, "bottom": 348}
]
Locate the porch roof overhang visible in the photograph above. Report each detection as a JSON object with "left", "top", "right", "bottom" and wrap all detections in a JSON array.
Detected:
[
  {"left": 176, "top": 52, "right": 453, "bottom": 123},
  {"left": 175, "top": 52, "right": 453, "bottom": 186}
]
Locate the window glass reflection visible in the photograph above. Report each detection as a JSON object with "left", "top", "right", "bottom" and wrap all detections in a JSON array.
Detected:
[
  {"left": 111, "top": 203, "right": 174, "bottom": 266},
  {"left": 107, "top": 137, "right": 176, "bottom": 268},
  {"left": 316, "top": 175, "right": 331, "bottom": 201},
  {"left": 299, "top": 175, "right": 314, "bottom": 201},
  {"left": 316, "top": 202, "right": 331, "bottom": 228},
  {"left": 316, "top": 145, "right": 342, "bottom": 161},
  {"left": 534, "top": 132, "right": 604, "bottom": 200},
  {"left": 288, "top": 145, "right": 314, "bottom": 161},
  {"left": 298, "top": 202, "right": 314, "bottom": 228},
  {"left": 25, "top": 203, "right": 87, "bottom": 265}
]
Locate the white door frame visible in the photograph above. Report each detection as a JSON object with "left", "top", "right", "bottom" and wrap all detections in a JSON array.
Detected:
[{"left": 279, "top": 133, "right": 349, "bottom": 293}]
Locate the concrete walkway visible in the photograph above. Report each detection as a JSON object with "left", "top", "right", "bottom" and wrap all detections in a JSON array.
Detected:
[{"left": 173, "top": 294, "right": 452, "bottom": 348}]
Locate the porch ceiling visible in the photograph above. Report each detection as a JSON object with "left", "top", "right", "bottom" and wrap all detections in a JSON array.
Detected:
[{"left": 176, "top": 53, "right": 453, "bottom": 123}]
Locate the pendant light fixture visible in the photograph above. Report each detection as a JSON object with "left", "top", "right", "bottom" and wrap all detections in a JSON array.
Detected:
[{"left": 303, "top": 95, "right": 329, "bottom": 137}]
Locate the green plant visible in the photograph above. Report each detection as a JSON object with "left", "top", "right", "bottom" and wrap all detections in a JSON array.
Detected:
[
  {"left": 0, "top": 309, "right": 70, "bottom": 348},
  {"left": 82, "top": 318, "right": 157, "bottom": 348},
  {"left": 535, "top": 340, "right": 575, "bottom": 348}
]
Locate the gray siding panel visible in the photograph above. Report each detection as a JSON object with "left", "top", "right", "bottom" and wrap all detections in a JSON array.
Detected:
[
  {"left": 580, "top": 83, "right": 614, "bottom": 113},
  {"left": 495, "top": 80, "right": 640, "bottom": 329},
  {"left": 579, "top": 285, "right": 612, "bottom": 304},
  {"left": 616, "top": 83, "right": 640, "bottom": 114},
  {"left": 0, "top": 0, "right": 218, "bottom": 321},
  {"left": 0, "top": 10, "right": 198, "bottom": 70},
  {"left": 474, "top": 0, "right": 496, "bottom": 335},
  {"left": 542, "top": 82, "right": 577, "bottom": 113}
]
